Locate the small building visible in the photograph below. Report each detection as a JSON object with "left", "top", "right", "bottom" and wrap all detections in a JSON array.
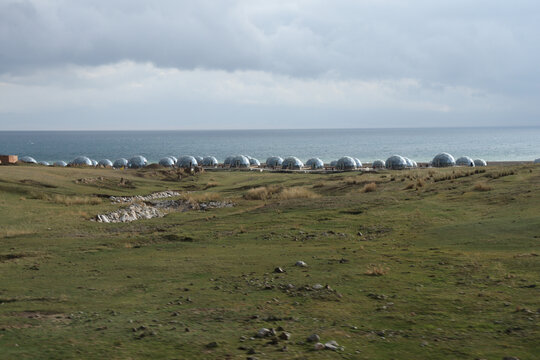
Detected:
[{"left": 0, "top": 155, "right": 18, "bottom": 165}]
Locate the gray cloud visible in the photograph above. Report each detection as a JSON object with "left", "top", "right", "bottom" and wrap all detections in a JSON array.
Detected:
[{"left": 1, "top": 0, "right": 539, "bottom": 95}]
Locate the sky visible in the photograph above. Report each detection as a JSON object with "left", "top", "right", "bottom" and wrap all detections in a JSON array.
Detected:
[{"left": 0, "top": 0, "right": 539, "bottom": 130}]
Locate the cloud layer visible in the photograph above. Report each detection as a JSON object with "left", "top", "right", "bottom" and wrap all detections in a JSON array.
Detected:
[{"left": 1, "top": 0, "right": 539, "bottom": 129}]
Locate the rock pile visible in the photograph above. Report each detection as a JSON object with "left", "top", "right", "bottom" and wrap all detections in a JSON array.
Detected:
[
  {"left": 96, "top": 198, "right": 234, "bottom": 223},
  {"left": 109, "top": 190, "right": 180, "bottom": 203}
]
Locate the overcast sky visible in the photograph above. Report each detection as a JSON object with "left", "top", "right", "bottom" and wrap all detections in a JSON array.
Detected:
[{"left": 1, "top": 0, "right": 539, "bottom": 130}]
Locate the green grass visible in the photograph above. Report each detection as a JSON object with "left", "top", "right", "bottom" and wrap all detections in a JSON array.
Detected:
[{"left": 0, "top": 164, "right": 539, "bottom": 359}]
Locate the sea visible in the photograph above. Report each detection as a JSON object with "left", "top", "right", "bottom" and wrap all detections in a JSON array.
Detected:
[{"left": 0, "top": 127, "right": 539, "bottom": 164}]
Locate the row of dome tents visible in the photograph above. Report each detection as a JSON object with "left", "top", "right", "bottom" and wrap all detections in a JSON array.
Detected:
[{"left": 16, "top": 153, "right": 503, "bottom": 169}]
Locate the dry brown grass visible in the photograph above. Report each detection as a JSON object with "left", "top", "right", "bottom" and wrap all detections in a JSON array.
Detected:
[
  {"left": 473, "top": 182, "right": 492, "bottom": 191},
  {"left": 361, "top": 182, "right": 377, "bottom": 193},
  {"left": 182, "top": 192, "right": 222, "bottom": 203},
  {"left": 365, "top": 264, "right": 389, "bottom": 276},
  {"left": 244, "top": 185, "right": 318, "bottom": 200},
  {"left": 404, "top": 182, "right": 415, "bottom": 190},
  {"left": 244, "top": 185, "right": 282, "bottom": 200},
  {"left": 276, "top": 187, "right": 319, "bottom": 200}
]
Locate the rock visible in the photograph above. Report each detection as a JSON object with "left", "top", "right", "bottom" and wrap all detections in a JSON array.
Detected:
[
  {"left": 325, "top": 340, "right": 341, "bottom": 351},
  {"left": 295, "top": 261, "right": 308, "bottom": 267},
  {"left": 256, "top": 328, "right": 271, "bottom": 338},
  {"left": 205, "top": 341, "right": 218, "bottom": 349},
  {"left": 314, "top": 342, "right": 325, "bottom": 350},
  {"left": 247, "top": 348, "right": 256, "bottom": 354},
  {"left": 307, "top": 333, "right": 320, "bottom": 343},
  {"left": 279, "top": 332, "right": 291, "bottom": 340},
  {"left": 274, "top": 267, "right": 285, "bottom": 273},
  {"left": 312, "top": 284, "right": 324, "bottom": 290}
]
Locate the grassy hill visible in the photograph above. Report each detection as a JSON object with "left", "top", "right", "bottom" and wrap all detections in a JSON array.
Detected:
[{"left": 0, "top": 164, "right": 538, "bottom": 359}]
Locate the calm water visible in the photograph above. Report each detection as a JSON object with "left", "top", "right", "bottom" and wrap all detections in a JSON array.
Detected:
[{"left": 0, "top": 127, "right": 538, "bottom": 164}]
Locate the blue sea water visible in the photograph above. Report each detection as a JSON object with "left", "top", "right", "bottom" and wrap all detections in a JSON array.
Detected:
[{"left": 0, "top": 127, "right": 538, "bottom": 164}]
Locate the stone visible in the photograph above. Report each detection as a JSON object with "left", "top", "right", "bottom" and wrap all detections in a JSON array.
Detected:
[
  {"left": 295, "top": 261, "right": 308, "bottom": 267},
  {"left": 274, "top": 267, "right": 285, "bottom": 273},
  {"left": 307, "top": 333, "right": 320, "bottom": 343},
  {"left": 314, "top": 342, "right": 325, "bottom": 350},
  {"left": 312, "top": 284, "right": 324, "bottom": 290},
  {"left": 256, "top": 328, "right": 271, "bottom": 338},
  {"left": 325, "top": 340, "right": 341, "bottom": 351},
  {"left": 279, "top": 332, "right": 291, "bottom": 340},
  {"left": 205, "top": 341, "right": 218, "bottom": 349}
]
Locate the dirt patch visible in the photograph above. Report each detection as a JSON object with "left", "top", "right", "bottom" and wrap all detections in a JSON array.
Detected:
[{"left": 14, "top": 311, "right": 71, "bottom": 323}]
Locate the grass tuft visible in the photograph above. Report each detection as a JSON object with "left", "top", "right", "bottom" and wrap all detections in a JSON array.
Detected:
[{"left": 361, "top": 182, "right": 377, "bottom": 193}]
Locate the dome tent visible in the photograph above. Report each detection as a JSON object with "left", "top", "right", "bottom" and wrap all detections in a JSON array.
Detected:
[
  {"left": 456, "top": 156, "right": 475, "bottom": 167},
  {"left": 71, "top": 156, "right": 92, "bottom": 166},
  {"left": 90, "top": 159, "right": 98, "bottom": 167},
  {"left": 336, "top": 156, "right": 357, "bottom": 170},
  {"left": 372, "top": 159, "right": 386, "bottom": 169},
  {"left": 224, "top": 156, "right": 234, "bottom": 166},
  {"left": 432, "top": 153, "right": 456, "bottom": 167},
  {"left": 266, "top": 156, "right": 283, "bottom": 167},
  {"left": 404, "top": 157, "right": 414, "bottom": 168},
  {"left": 98, "top": 159, "right": 113, "bottom": 167},
  {"left": 177, "top": 156, "right": 198, "bottom": 168},
  {"left": 249, "top": 158, "right": 261, "bottom": 166},
  {"left": 159, "top": 157, "right": 175, "bottom": 167},
  {"left": 306, "top": 158, "right": 324, "bottom": 169},
  {"left": 38, "top": 161, "right": 50, "bottom": 166},
  {"left": 168, "top": 156, "right": 178, "bottom": 164},
  {"left": 230, "top": 155, "right": 250, "bottom": 168},
  {"left": 195, "top": 156, "right": 204, "bottom": 164},
  {"left": 54, "top": 161, "right": 67, "bottom": 167},
  {"left": 113, "top": 158, "right": 128, "bottom": 168},
  {"left": 202, "top": 156, "right": 218, "bottom": 166},
  {"left": 385, "top": 155, "right": 408, "bottom": 170},
  {"left": 20, "top": 156, "right": 37, "bottom": 164},
  {"left": 353, "top": 158, "right": 362, "bottom": 168},
  {"left": 282, "top": 156, "right": 304, "bottom": 170},
  {"left": 329, "top": 160, "right": 338, "bottom": 167},
  {"left": 474, "top": 159, "right": 487, "bottom": 167},
  {"left": 128, "top": 156, "right": 147, "bottom": 169}
]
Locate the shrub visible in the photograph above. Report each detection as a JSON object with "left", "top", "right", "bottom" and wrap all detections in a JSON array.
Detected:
[
  {"left": 361, "top": 182, "right": 377, "bottom": 193},
  {"left": 365, "top": 264, "right": 388, "bottom": 276},
  {"left": 473, "top": 182, "right": 492, "bottom": 191},
  {"left": 276, "top": 187, "right": 319, "bottom": 200}
]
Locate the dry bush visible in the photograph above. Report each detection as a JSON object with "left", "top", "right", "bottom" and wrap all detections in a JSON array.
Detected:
[
  {"left": 244, "top": 186, "right": 270, "bottom": 200},
  {"left": 204, "top": 181, "right": 219, "bottom": 189},
  {"left": 244, "top": 185, "right": 283, "bottom": 200},
  {"left": 416, "top": 178, "right": 425, "bottom": 188},
  {"left": 473, "top": 182, "right": 492, "bottom": 191},
  {"left": 276, "top": 187, "right": 319, "bottom": 200},
  {"left": 361, "top": 182, "right": 377, "bottom": 193},
  {"left": 365, "top": 264, "right": 389, "bottom": 276}
]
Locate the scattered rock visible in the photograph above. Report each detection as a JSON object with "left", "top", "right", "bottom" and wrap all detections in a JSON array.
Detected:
[
  {"left": 295, "top": 261, "right": 308, "bottom": 267},
  {"left": 324, "top": 340, "right": 341, "bottom": 351},
  {"left": 256, "top": 328, "right": 272, "bottom": 338},
  {"left": 274, "top": 267, "right": 286, "bottom": 273},
  {"left": 314, "top": 342, "right": 325, "bottom": 350},
  {"left": 205, "top": 341, "right": 218, "bottom": 349},
  {"left": 307, "top": 334, "right": 320, "bottom": 343},
  {"left": 279, "top": 332, "right": 291, "bottom": 340},
  {"left": 109, "top": 191, "right": 180, "bottom": 203},
  {"left": 312, "top": 284, "right": 324, "bottom": 290}
]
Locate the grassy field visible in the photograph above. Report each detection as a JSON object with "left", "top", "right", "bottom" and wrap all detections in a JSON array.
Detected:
[{"left": 0, "top": 164, "right": 538, "bottom": 359}]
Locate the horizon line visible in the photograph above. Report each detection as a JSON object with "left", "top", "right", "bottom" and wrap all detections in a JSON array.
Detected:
[{"left": 1, "top": 125, "right": 539, "bottom": 132}]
